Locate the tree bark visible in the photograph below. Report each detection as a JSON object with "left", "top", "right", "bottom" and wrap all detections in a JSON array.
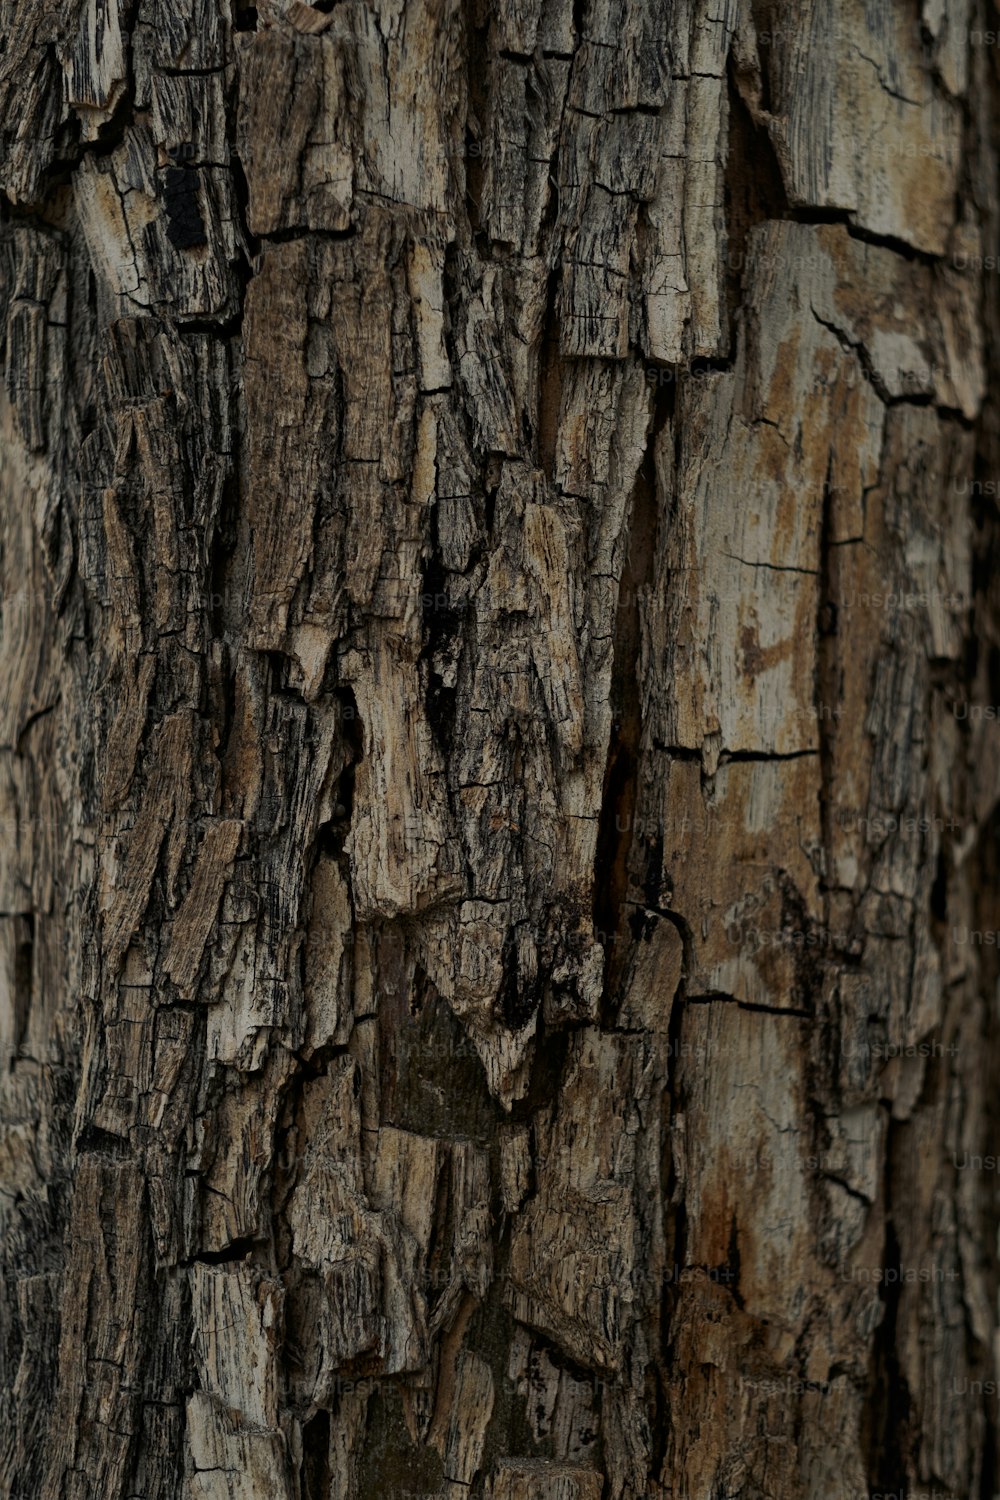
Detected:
[{"left": 2, "top": 1, "right": 1000, "bottom": 1497}]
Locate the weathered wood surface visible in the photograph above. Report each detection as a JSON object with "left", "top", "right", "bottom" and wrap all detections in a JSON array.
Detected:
[{"left": 1, "top": 0, "right": 999, "bottom": 1497}]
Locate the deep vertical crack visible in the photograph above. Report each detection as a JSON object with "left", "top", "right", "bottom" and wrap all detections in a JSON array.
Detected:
[{"left": 593, "top": 383, "right": 667, "bottom": 1017}]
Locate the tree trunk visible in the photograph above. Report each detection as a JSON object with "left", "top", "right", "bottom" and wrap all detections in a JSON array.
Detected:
[{"left": 2, "top": 0, "right": 1000, "bottom": 1496}]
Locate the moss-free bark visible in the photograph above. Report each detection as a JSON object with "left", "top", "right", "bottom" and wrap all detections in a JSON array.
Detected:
[{"left": 2, "top": 2, "right": 1000, "bottom": 1497}]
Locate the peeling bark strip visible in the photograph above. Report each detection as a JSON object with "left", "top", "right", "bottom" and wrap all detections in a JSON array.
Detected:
[{"left": 1, "top": 0, "right": 1000, "bottom": 1497}]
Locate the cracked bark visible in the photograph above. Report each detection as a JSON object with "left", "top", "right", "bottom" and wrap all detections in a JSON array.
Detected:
[{"left": 1, "top": 1, "right": 1000, "bottom": 1498}]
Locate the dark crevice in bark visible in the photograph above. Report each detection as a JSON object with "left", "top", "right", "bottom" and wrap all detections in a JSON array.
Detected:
[
  {"left": 593, "top": 384, "right": 668, "bottom": 1019},
  {"left": 14, "top": 699, "right": 57, "bottom": 752},
  {"left": 647, "top": 1360, "right": 668, "bottom": 1488},
  {"left": 724, "top": 1215, "right": 745, "bottom": 1309},
  {"left": 157, "top": 65, "right": 229, "bottom": 81},
  {"left": 746, "top": 0, "right": 776, "bottom": 113},
  {"left": 183, "top": 1236, "right": 260, "bottom": 1267},
  {"left": 205, "top": 293, "right": 243, "bottom": 666},
  {"left": 460, "top": 0, "right": 489, "bottom": 241},
  {"left": 11, "top": 914, "right": 33, "bottom": 1064},
  {"left": 507, "top": 1019, "right": 571, "bottom": 1125},
  {"left": 982, "top": 1421, "right": 999, "bottom": 1500},
  {"left": 571, "top": 0, "right": 585, "bottom": 45},
  {"left": 0, "top": 191, "right": 68, "bottom": 239},
  {"left": 228, "top": 148, "right": 261, "bottom": 277},
  {"left": 718, "top": 747, "right": 819, "bottom": 764},
  {"left": 724, "top": 58, "right": 789, "bottom": 327},
  {"left": 864, "top": 1151, "right": 913, "bottom": 1494},
  {"left": 301, "top": 1410, "right": 332, "bottom": 1500},
  {"left": 685, "top": 992, "right": 812, "bottom": 1019},
  {"left": 162, "top": 165, "right": 207, "bottom": 251},
  {"left": 206, "top": 513, "right": 237, "bottom": 646},
  {"left": 293, "top": 1037, "right": 356, "bottom": 1081},
  {"left": 499, "top": 923, "right": 535, "bottom": 1031},
  {"left": 334, "top": 677, "right": 364, "bottom": 766},
  {"left": 932, "top": 401, "right": 976, "bottom": 430},
  {"left": 777, "top": 872, "right": 830, "bottom": 1011},
  {"left": 810, "top": 306, "right": 905, "bottom": 405},
  {"left": 536, "top": 266, "right": 563, "bottom": 478},
  {"left": 638, "top": 903, "right": 693, "bottom": 975},
  {"left": 796, "top": 208, "right": 941, "bottom": 267},
  {"left": 929, "top": 845, "right": 948, "bottom": 932},
  {"left": 255, "top": 224, "right": 357, "bottom": 247},
  {"left": 73, "top": 1121, "right": 130, "bottom": 1157},
  {"left": 167, "top": 315, "right": 244, "bottom": 343},
  {"left": 262, "top": 648, "right": 293, "bottom": 699},
  {"left": 424, "top": 1148, "right": 453, "bottom": 1302},
  {"left": 649, "top": 741, "right": 701, "bottom": 760},
  {"left": 419, "top": 532, "right": 465, "bottom": 761},
  {"left": 683, "top": 354, "right": 734, "bottom": 379},
  {"left": 639, "top": 908, "right": 699, "bottom": 1386},
  {"left": 819, "top": 1170, "right": 871, "bottom": 1209}
]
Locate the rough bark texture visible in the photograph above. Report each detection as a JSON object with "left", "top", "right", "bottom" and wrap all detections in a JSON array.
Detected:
[{"left": 2, "top": 1, "right": 1000, "bottom": 1498}]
